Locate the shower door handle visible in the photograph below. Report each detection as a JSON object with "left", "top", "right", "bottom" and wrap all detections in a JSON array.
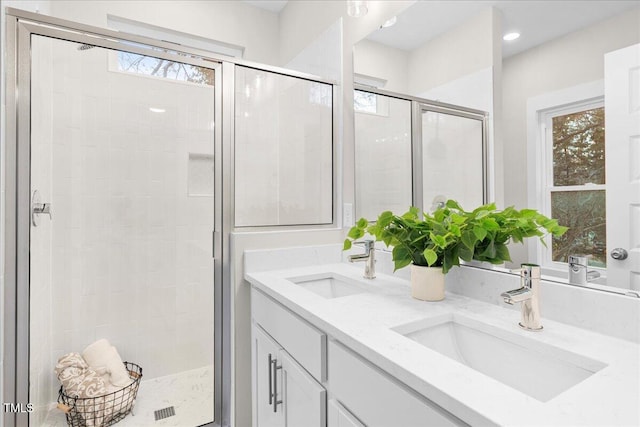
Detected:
[{"left": 31, "top": 190, "right": 52, "bottom": 226}]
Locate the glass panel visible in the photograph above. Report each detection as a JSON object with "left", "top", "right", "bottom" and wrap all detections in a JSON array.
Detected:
[
  {"left": 234, "top": 66, "right": 333, "bottom": 226},
  {"left": 551, "top": 190, "right": 606, "bottom": 267},
  {"left": 552, "top": 107, "right": 605, "bottom": 186},
  {"left": 355, "top": 92, "right": 412, "bottom": 219},
  {"left": 30, "top": 35, "right": 215, "bottom": 425},
  {"left": 421, "top": 111, "right": 484, "bottom": 211}
]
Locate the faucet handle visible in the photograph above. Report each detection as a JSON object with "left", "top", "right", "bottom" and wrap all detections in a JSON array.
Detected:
[
  {"left": 568, "top": 255, "right": 588, "bottom": 267},
  {"left": 353, "top": 239, "right": 374, "bottom": 250},
  {"left": 510, "top": 264, "right": 541, "bottom": 277}
]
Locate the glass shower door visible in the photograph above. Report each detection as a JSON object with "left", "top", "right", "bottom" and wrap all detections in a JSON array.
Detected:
[
  {"left": 421, "top": 109, "right": 486, "bottom": 211},
  {"left": 29, "top": 34, "right": 217, "bottom": 426}
]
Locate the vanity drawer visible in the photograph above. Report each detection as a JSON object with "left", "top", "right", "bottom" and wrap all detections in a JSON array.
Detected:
[
  {"left": 252, "top": 288, "right": 327, "bottom": 381},
  {"left": 328, "top": 340, "right": 466, "bottom": 427}
]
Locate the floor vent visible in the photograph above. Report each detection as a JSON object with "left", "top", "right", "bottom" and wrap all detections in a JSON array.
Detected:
[{"left": 154, "top": 406, "right": 176, "bottom": 421}]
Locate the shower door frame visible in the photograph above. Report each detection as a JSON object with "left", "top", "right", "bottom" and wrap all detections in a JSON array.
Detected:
[{"left": 4, "top": 8, "right": 236, "bottom": 426}]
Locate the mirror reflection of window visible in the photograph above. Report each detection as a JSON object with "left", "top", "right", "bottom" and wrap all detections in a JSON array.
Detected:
[
  {"left": 547, "top": 106, "right": 606, "bottom": 267},
  {"left": 354, "top": 90, "right": 378, "bottom": 114},
  {"left": 354, "top": 91, "right": 412, "bottom": 220}
]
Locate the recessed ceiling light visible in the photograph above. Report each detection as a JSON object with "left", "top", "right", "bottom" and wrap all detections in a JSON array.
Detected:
[
  {"left": 380, "top": 16, "right": 397, "bottom": 29},
  {"left": 503, "top": 32, "right": 521, "bottom": 41},
  {"left": 149, "top": 107, "right": 166, "bottom": 113}
]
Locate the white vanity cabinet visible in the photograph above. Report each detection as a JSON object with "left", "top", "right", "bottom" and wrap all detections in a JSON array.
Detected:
[
  {"left": 328, "top": 341, "right": 466, "bottom": 427},
  {"left": 252, "top": 289, "right": 327, "bottom": 427},
  {"left": 327, "top": 399, "right": 366, "bottom": 427},
  {"left": 251, "top": 287, "right": 466, "bottom": 427}
]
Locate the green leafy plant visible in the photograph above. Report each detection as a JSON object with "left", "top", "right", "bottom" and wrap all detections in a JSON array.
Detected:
[{"left": 343, "top": 200, "right": 568, "bottom": 274}]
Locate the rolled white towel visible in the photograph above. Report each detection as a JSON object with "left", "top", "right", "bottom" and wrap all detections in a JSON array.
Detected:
[{"left": 82, "top": 339, "right": 132, "bottom": 388}]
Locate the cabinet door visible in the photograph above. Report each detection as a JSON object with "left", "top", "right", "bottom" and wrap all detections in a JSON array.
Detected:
[
  {"left": 253, "top": 324, "right": 284, "bottom": 427},
  {"left": 328, "top": 399, "right": 366, "bottom": 427},
  {"left": 279, "top": 349, "right": 326, "bottom": 427}
]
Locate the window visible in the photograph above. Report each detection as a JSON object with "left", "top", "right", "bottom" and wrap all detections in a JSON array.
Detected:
[
  {"left": 116, "top": 51, "right": 214, "bottom": 85},
  {"left": 543, "top": 103, "right": 606, "bottom": 267}
]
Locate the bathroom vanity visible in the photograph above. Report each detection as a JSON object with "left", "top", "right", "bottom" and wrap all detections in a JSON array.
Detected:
[{"left": 245, "top": 251, "right": 640, "bottom": 426}]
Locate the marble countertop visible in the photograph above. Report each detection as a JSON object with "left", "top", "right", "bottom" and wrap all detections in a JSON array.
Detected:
[{"left": 245, "top": 263, "right": 640, "bottom": 427}]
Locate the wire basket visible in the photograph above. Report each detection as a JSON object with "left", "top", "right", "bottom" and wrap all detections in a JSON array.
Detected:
[{"left": 57, "top": 362, "right": 142, "bottom": 427}]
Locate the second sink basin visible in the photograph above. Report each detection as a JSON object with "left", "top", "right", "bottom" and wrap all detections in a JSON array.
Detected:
[
  {"left": 287, "top": 273, "right": 368, "bottom": 299},
  {"left": 392, "top": 314, "right": 606, "bottom": 402}
]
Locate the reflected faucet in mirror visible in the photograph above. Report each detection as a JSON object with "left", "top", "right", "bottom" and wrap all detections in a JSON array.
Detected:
[{"left": 568, "top": 255, "right": 601, "bottom": 286}]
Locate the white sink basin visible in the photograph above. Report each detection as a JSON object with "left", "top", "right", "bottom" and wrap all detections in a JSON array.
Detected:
[
  {"left": 392, "top": 314, "right": 606, "bottom": 402},
  {"left": 287, "top": 273, "right": 368, "bottom": 299}
]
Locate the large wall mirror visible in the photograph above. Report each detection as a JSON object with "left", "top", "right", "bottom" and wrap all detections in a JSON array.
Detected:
[
  {"left": 353, "top": 1, "right": 640, "bottom": 297},
  {"left": 354, "top": 87, "right": 488, "bottom": 220}
]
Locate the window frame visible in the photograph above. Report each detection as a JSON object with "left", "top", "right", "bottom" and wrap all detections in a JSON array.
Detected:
[
  {"left": 526, "top": 80, "right": 606, "bottom": 276},
  {"left": 541, "top": 100, "right": 606, "bottom": 269}
]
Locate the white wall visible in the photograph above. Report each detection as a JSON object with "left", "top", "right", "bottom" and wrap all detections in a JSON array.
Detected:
[
  {"left": 353, "top": 39, "right": 409, "bottom": 93},
  {"left": 503, "top": 8, "right": 640, "bottom": 265},
  {"left": 407, "top": 7, "right": 497, "bottom": 96},
  {"left": 48, "top": 0, "right": 279, "bottom": 65},
  {"left": 285, "top": 19, "right": 343, "bottom": 82}
]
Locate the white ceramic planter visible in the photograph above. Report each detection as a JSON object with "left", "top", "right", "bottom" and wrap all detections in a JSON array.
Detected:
[{"left": 410, "top": 264, "right": 445, "bottom": 301}]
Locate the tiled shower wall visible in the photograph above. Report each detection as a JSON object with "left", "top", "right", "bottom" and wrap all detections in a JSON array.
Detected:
[{"left": 30, "top": 36, "right": 215, "bottom": 418}]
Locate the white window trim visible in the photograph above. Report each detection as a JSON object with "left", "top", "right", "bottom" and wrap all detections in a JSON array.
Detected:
[{"left": 526, "top": 80, "right": 604, "bottom": 274}]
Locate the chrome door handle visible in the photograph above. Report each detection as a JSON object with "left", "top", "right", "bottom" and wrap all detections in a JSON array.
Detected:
[{"left": 31, "top": 190, "right": 52, "bottom": 226}]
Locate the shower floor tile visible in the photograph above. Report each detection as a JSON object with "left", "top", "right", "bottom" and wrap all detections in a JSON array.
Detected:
[{"left": 44, "top": 365, "right": 214, "bottom": 426}]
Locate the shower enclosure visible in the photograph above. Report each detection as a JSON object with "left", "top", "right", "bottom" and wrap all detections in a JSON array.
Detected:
[
  {"left": 5, "top": 8, "right": 337, "bottom": 427},
  {"left": 4, "top": 10, "right": 225, "bottom": 426}
]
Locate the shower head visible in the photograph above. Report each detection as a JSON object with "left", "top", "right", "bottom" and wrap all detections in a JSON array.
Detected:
[{"left": 77, "top": 43, "right": 95, "bottom": 51}]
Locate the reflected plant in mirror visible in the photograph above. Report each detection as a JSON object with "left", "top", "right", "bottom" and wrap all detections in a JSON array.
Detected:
[{"left": 344, "top": 200, "right": 567, "bottom": 274}]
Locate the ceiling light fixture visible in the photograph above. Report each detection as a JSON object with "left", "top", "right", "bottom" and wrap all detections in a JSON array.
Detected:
[
  {"left": 380, "top": 16, "right": 397, "bottom": 28},
  {"left": 149, "top": 107, "right": 166, "bottom": 113},
  {"left": 347, "top": 0, "right": 368, "bottom": 18},
  {"left": 503, "top": 32, "right": 521, "bottom": 41}
]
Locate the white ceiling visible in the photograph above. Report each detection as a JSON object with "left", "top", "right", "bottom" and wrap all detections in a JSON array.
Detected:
[
  {"left": 366, "top": 1, "right": 640, "bottom": 57},
  {"left": 242, "top": 0, "right": 288, "bottom": 13}
]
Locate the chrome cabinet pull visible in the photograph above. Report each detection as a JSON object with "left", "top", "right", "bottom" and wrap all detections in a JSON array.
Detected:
[
  {"left": 268, "top": 354, "right": 273, "bottom": 405},
  {"left": 272, "top": 357, "right": 282, "bottom": 412}
]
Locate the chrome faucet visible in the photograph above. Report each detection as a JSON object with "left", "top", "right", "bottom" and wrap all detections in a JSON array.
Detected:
[
  {"left": 501, "top": 264, "right": 542, "bottom": 331},
  {"left": 568, "top": 255, "right": 601, "bottom": 285},
  {"left": 348, "top": 240, "right": 376, "bottom": 279}
]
